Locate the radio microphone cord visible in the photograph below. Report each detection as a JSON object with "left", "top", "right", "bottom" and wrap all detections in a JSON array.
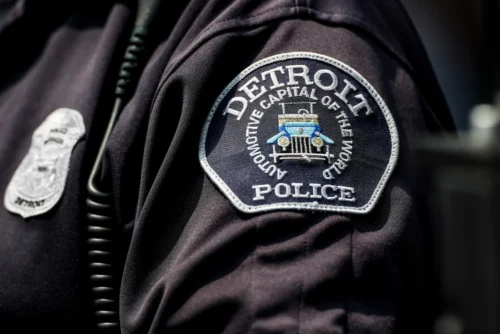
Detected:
[{"left": 85, "top": 0, "right": 163, "bottom": 331}]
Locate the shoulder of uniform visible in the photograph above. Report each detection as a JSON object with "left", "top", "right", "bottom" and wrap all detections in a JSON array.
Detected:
[{"left": 168, "top": 0, "right": 411, "bottom": 74}]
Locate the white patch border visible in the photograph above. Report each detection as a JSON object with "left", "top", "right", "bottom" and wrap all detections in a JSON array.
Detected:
[{"left": 199, "top": 52, "right": 399, "bottom": 214}]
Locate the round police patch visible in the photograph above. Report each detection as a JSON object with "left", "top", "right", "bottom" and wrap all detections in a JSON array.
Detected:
[{"left": 200, "top": 52, "right": 398, "bottom": 214}]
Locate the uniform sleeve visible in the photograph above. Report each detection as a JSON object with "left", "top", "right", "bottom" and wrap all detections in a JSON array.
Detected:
[{"left": 119, "top": 17, "right": 439, "bottom": 334}]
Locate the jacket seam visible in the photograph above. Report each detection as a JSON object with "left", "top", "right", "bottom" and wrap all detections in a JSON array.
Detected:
[
  {"left": 141, "top": 6, "right": 438, "bottom": 216},
  {"left": 155, "top": 6, "right": 296, "bottom": 92},
  {"left": 140, "top": 11, "right": 426, "bottom": 216},
  {"left": 150, "top": 6, "right": 415, "bottom": 114},
  {"left": 200, "top": 4, "right": 296, "bottom": 42}
]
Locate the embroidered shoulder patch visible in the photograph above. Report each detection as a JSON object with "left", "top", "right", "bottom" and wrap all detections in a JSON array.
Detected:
[
  {"left": 200, "top": 52, "right": 398, "bottom": 214},
  {"left": 4, "top": 108, "right": 85, "bottom": 218}
]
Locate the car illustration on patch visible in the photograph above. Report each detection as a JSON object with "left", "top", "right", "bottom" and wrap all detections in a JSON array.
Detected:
[
  {"left": 267, "top": 102, "right": 335, "bottom": 164},
  {"left": 199, "top": 52, "right": 399, "bottom": 214}
]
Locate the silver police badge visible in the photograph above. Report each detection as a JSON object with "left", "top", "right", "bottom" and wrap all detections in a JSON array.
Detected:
[
  {"left": 200, "top": 52, "right": 399, "bottom": 214},
  {"left": 4, "top": 108, "right": 85, "bottom": 218}
]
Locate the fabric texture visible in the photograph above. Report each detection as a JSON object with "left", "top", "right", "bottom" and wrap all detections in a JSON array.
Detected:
[
  {"left": 0, "top": 1, "right": 134, "bottom": 332},
  {"left": 0, "top": 0, "right": 453, "bottom": 333},
  {"left": 114, "top": 1, "right": 453, "bottom": 333}
]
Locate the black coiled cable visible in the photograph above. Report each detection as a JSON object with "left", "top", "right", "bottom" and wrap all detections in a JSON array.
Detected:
[
  {"left": 85, "top": 0, "right": 165, "bottom": 330},
  {"left": 86, "top": 27, "right": 147, "bottom": 332}
]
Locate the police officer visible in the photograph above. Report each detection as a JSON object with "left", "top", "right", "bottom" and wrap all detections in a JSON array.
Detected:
[{"left": 0, "top": 0, "right": 454, "bottom": 333}]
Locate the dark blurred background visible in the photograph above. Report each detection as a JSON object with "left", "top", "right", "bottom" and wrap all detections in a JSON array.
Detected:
[
  {"left": 402, "top": 0, "right": 496, "bottom": 130},
  {"left": 403, "top": 2, "right": 500, "bottom": 334}
]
